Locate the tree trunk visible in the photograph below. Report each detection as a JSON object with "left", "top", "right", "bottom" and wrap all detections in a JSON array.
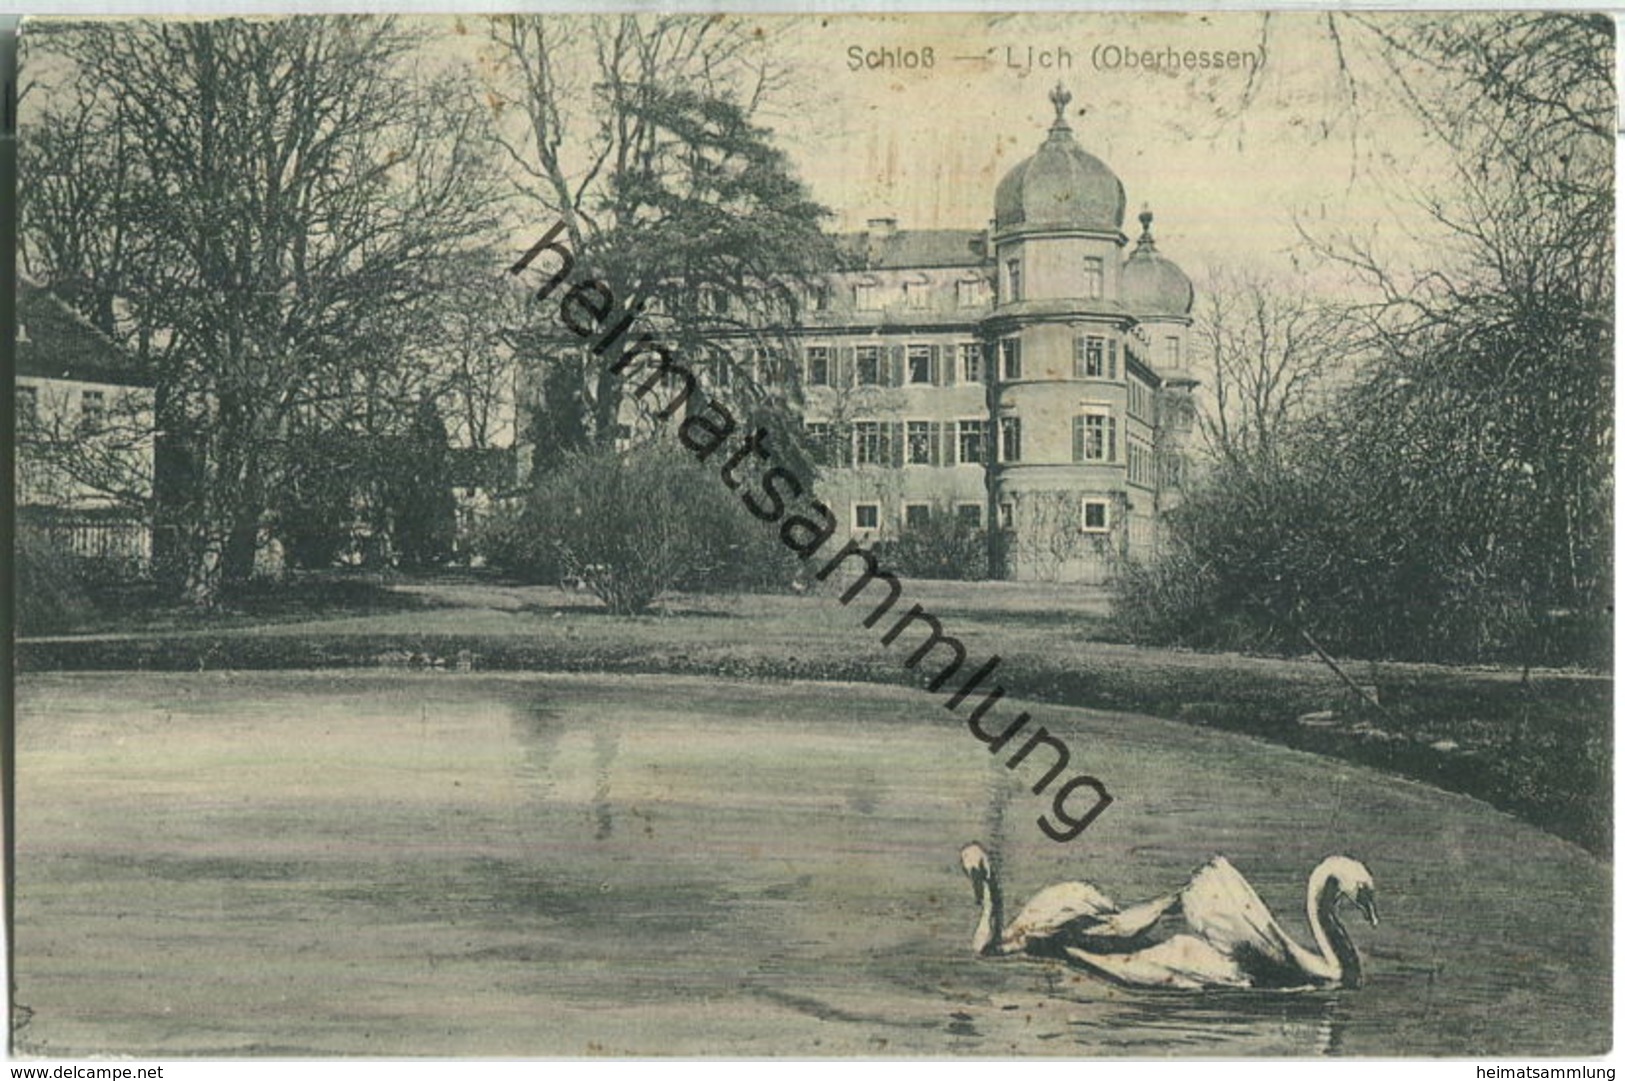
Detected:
[{"left": 223, "top": 519, "right": 259, "bottom": 584}]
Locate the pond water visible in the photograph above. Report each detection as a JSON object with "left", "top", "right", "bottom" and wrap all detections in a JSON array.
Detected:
[{"left": 13, "top": 671, "right": 1610, "bottom": 1056}]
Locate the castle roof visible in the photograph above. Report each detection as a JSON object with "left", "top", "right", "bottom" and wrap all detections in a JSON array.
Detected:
[
  {"left": 994, "top": 84, "right": 1126, "bottom": 235},
  {"left": 1120, "top": 209, "right": 1195, "bottom": 318}
]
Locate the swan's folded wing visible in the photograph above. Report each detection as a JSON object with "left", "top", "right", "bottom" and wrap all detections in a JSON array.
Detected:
[
  {"left": 1064, "top": 935, "right": 1249, "bottom": 990},
  {"left": 1089, "top": 889, "right": 1181, "bottom": 941},
  {"left": 1178, "top": 857, "right": 1299, "bottom": 966},
  {"left": 1007, "top": 881, "right": 1118, "bottom": 942}
]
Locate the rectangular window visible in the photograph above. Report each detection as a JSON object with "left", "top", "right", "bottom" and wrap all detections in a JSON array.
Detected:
[
  {"left": 1165, "top": 335, "right": 1181, "bottom": 367},
  {"left": 905, "top": 420, "right": 932, "bottom": 465},
  {"left": 856, "top": 346, "right": 882, "bottom": 386},
  {"left": 1006, "top": 258, "right": 1023, "bottom": 303},
  {"left": 805, "top": 421, "right": 833, "bottom": 466},
  {"left": 1075, "top": 336, "right": 1109, "bottom": 379},
  {"left": 1083, "top": 257, "right": 1104, "bottom": 300},
  {"left": 1162, "top": 453, "right": 1185, "bottom": 490},
  {"left": 907, "top": 345, "right": 933, "bottom": 385},
  {"left": 854, "top": 421, "right": 885, "bottom": 466},
  {"left": 905, "top": 503, "right": 932, "bottom": 529},
  {"left": 854, "top": 282, "right": 879, "bottom": 310},
  {"left": 905, "top": 281, "right": 930, "bottom": 309},
  {"left": 80, "top": 390, "right": 105, "bottom": 431},
  {"left": 1000, "top": 416, "right": 1022, "bottom": 463},
  {"left": 854, "top": 503, "right": 880, "bottom": 531},
  {"left": 956, "top": 503, "right": 984, "bottom": 528},
  {"left": 805, "top": 346, "right": 831, "bottom": 387},
  {"left": 808, "top": 283, "right": 830, "bottom": 311},
  {"left": 957, "top": 419, "right": 987, "bottom": 465},
  {"left": 1083, "top": 500, "right": 1111, "bottom": 532},
  {"left": 999, "top": 502, "right": 1014, "bottom": 530},
  {"left": 960, "top": 343, "right": 984, "bottom": 383},
  {"left": 760, "top": 348, "right": 786, "bottom": 382},
  {"left": 1129, "top": 440, "right": 1155, "bottom": 486},
  {"left": 1000, "top": 338, "right": 1022, "bottom": 381},
  {"left": 1073, "top": 412, "right": 1117, "bottom": 462}
]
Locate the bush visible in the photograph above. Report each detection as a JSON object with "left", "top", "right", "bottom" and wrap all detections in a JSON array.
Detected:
[
  {"left": 469, "top": 500, "right": 564, "bottom": 585},
  {"left": 495, "top": 440, "right": 799, "bottom": 612},
  {"left": 1110, "top": 451, "right": 1609, "bottom": 667},
  {"left": 890, "top": 505, "right": 988, "bottom": 581},
  {"left": 15, "top": 526, "right": 96, "bottom": 634}
]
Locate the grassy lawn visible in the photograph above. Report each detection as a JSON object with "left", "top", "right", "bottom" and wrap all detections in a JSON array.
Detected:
[{"left": 17, "top": 571, "right": 1612, "bottom": 857}]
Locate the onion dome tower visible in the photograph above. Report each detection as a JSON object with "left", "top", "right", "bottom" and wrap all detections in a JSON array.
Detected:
[
  {"left": 1122, "top": 207, "right": 1198, "bottom": 514},
  {"left": 982, "top": 84, "right": 1136, "bottom": 582},
  {"left": 1121, "top": 208, "right": 1194, "bottom": 320}
]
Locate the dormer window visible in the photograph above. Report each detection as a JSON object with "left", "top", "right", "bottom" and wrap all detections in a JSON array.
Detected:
[
  {"left": 854, "top": 280, "right": 881, "bottom": 310},
  {"left": 903, "top": 278, "right": 930, "bottom": 309}
]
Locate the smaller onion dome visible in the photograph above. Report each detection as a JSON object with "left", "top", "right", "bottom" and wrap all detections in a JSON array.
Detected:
[{"left": 1121, "top": 208, "right": 1194, "bottom": 317}]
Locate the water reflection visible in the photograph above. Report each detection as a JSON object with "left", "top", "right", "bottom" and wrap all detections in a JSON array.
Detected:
[
  {"left": 592, "top": 729, "right": 619, "bottom": 841},
  {"left": 487, "top": 678, "right": 1603, "bottom": 1056},
  {"left": 978, "top": 755, "right": 1012, "bottom": 859},
  {"left": 1066, "top": 987, "right": 1347, "bottom": 1055},
  {"left": 510, "top": 699, "right": 564, "bottom": 799}
]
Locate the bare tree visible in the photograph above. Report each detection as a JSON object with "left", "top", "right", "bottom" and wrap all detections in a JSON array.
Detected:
[
  {"left": 1194, "top": 269, "right": 1359, "bottom": 468},
  {"left": 20, "top": 18, "right": 505, "bottom": 604},
  {"left": 479, "top": 15, "right": 841, "bottom": 454}
]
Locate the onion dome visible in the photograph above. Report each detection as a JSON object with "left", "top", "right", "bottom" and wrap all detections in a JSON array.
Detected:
[
  {"left": 994, "top": 84, "right": 1126, "bottom": 233},
  {"left": 1121, "top": 208, "right": 1194, "bottom": 317}
]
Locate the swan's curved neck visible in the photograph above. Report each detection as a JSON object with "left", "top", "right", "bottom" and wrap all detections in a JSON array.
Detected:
[
  {"left": 973, "top": 868, "right": 1005, "bottom": 956},
  {"left": 1307, "top": 867, "right": 1361, "bottom": 988}
]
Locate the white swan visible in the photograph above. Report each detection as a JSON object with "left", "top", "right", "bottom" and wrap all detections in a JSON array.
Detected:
[
  {"left": 1063, "top": 856, "right": 1378, "bottom": 991},
  {"left": 959, "top": 842, "right": 1179, "bottom": 957}
]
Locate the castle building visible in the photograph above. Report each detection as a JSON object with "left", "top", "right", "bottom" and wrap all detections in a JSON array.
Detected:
[
  {"left": 788, "top": 84, "right": 1198, "bottom": 583},
  {"left": 517, "top": 84, "right": 1198, "bottom": 584}
]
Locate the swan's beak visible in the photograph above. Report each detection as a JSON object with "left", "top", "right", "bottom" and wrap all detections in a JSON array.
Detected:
[{"left": 1355, "top": 888, "right": 1378, "bottom": 927}]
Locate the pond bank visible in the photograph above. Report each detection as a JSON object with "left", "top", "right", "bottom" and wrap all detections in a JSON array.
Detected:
[{"left": 16, "top": 580, "right": 1610, "bottom": 858}]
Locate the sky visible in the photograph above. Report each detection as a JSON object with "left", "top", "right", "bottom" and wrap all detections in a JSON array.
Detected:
[
  {"left": 748, "top": 11, "right": 1468, "bottom": 297},
  {"left": 18, "top": 10, "right": 1480, "bottom": 301}
]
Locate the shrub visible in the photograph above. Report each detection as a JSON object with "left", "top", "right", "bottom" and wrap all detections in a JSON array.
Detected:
[
  {"left": 1110, "top": 450, "right": 1609, "bottom": 667},
  {"left": 890, "top": 505, "right": 988, "bottom": 581},
  {"left": 15, "top": 525, "right": 96, "bottom": 634},
  {"left": 469, "top": 499, "right": 564, "bottom": 585},
  {"left": 502, "top": 440, "right": 798, "bottom": 612}
]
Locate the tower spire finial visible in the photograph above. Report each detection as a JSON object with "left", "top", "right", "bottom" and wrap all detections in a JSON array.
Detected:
[
  {"left": 1049, "top": 83, "right": 1073, "bottom": 129},
  {"left": 1136, "top": 204, "right": 1157, "bottom": 251}
]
